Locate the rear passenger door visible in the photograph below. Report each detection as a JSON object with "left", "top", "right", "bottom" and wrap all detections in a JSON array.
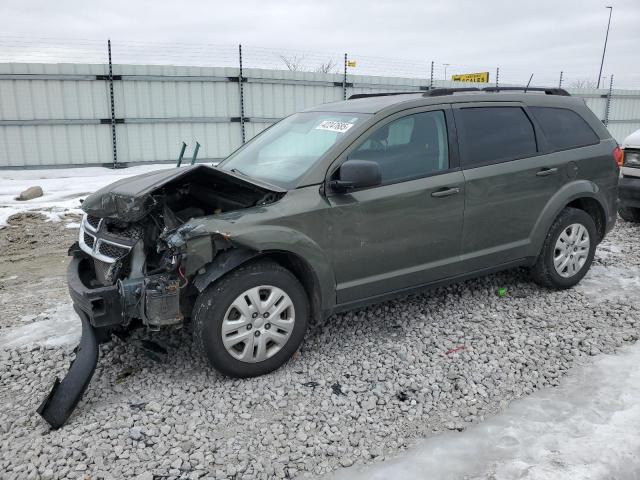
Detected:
[{"left": 453, "top": 103, "right": 563, "bottom": 270}]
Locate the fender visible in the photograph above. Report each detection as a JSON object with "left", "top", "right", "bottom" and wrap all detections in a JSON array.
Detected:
[
  {"left": 528, "top": 179, "right": 608, "bottom": 257},
  {"left": 193, "top": 248, "right": 262, "bottom": 292},
  {"left": 192, "top": 226, "right": 336, "bottom": 313}
]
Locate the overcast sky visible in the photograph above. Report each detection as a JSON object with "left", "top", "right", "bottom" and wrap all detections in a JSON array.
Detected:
[{"left": 1, "top": 0, "right": 639, "bottom": 87}]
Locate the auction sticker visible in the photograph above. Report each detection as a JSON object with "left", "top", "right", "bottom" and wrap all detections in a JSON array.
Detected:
[{"left": 315, "top": 120, "right": 354, "bottom": 133}]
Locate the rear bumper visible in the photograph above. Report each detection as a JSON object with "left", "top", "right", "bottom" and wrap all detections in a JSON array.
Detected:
[
  {"left": 619, "top": 176, "right": 640, "bottom": 209},
  {"left": 67, "top": 256, "right": 124, "bottom": 328}
]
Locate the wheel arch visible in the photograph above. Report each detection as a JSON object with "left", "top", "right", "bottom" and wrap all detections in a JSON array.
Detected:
[
  {"left": 193, "top": 248, "right": 328, "bottom": 325},
  {"left": 530, "top": 180, "right": 610, "bottom": 257},
  {"left": 565, "top": 197, "right": 606, "bottom": 241}
]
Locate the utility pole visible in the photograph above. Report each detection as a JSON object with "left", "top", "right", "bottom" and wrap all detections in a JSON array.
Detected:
[
  {"left": 443, "top": 63, "right": 450, "bottom": 81},
  {"left": 597, "top": 6, "right": 613, "bottom": 89}
]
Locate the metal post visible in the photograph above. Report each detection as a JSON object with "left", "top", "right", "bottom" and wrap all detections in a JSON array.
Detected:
[
  {"left": 597, "top": 6, "right": 613, "bottom": 89},
  {"left": 176, "top": 142, "right": 187, "bottom": 167},
  {"left": 429, "top": 61, "right": 434, "bottom": 89},
  {"left": 343, "top": 53, "right": 348, "bottom": 100},
  {"left": 190, "top": 142, "right": 201, "bottom": 165},
  {"left": 107, "top": 40, "right": 118, "bottom": 168},
  {"left": 558, "top": 70, "right": 564, "bottom": 88},
  {"left": 604, "top": 75, "right": 614, "bottom": 127},
  {"left": 495, "top": 67, "right": 500, "bottom": 88},
  {"left": 238, "top": 44, "right": 246, "bottom": 144}
]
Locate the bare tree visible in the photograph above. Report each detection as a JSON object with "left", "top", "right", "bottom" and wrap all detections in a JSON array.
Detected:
[
  {"left": 280, "top": 54, "right": 306, "bottom": 72},
  {"left": 569, "top": 79, "right": 598, "bottom": 89},
  {"left": 315, "top": 59, "right": 338, "bottom": 74}
]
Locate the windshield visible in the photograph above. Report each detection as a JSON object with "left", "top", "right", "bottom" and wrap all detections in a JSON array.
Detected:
[{"left": 219, "top": 111, "right": 370, "bottom": 188}]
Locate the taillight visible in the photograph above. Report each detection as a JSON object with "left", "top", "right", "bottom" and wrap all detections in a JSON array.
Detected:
[{"left": 613, "top": 147, "right": 624, "bottom": 167}]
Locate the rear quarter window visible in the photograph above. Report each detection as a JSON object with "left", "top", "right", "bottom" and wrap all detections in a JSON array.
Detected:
[
  {"left": 455, "top": 106, "right": 537, "bottom": 168},
  {"left": 530, "top": 106, "right": 600, "bottom": 151}
]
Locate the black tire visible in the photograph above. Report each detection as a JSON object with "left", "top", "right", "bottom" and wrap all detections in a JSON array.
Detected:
[
  {"left": 530, "top": 207, "right": 597, "bottom": 290},
  {"left": 618, "top": 206, "right": 640, "bottom": 223},
  {"left": 193, "top": 259, "right": 308, "bottom": 378}
]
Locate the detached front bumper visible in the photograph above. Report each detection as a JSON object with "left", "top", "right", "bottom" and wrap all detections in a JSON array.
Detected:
[
  {"left": 37, "top": 256, "right": 124, "bottom": 429},
  {"left": 619, "top": 176, "right": 640, "bottom": 209},
  {"left": 67, "top": 256, "right": 125, "bottom": 328},
  {"left": 36, "top": 308, "right": 99, "bottom": 429}
]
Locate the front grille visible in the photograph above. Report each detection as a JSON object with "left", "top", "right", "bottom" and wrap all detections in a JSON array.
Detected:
[
  {"left": 93, "top": 259, "right": 111, "bottom": 285},
  {"left": 86, "top": 215, "right": 101, "bottom": 230},
  {"left": 83, "top": 232, "right": 95, "bottom": 249},
  {"left": 98, "top": 241, "right": 129, "bottom": 259}
]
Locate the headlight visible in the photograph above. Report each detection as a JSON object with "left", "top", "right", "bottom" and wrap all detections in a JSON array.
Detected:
[{"left": 624, "top": 150, "right": 640, "bottom": 167}]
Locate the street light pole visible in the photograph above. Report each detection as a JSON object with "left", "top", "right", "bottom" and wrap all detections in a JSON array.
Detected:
[{"left": 597, "top": 6, "right": 613, "bottom": 89}]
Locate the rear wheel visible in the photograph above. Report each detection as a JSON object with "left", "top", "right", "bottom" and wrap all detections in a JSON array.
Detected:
[
  {"left": 531, "top": 207, "right": 597, "bottom": 289},
  {"left": 193, "top": 259, "right": 308, "bottom": 378},
  {"left": 618, "top": 206, "right": 640, "bottom": 223}
]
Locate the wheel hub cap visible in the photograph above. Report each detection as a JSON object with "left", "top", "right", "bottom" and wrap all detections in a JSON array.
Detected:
[
  {"left": 553, "top": 223, "right": 590, "bottom": 278},
  {"left": 221, "top": 285, "right": 295, "bottom": 363}
]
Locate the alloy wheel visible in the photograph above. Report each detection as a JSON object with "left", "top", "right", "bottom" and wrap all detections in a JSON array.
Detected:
[
  {"left": 553, "top": 223, "right": 590, "bottom": 278},
  {"left": 220, "top": 285, "right": 296, "bottom": 363}
]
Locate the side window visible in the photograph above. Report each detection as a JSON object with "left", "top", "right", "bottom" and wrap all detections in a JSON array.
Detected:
[
  {"left": 349, "top": 111, "right": 449, "bottom": 184},
  {"left": 530, "top": 107, "right": 599, "bottom": 151},
  {"left": 456, "top": 107, "right": 537, "bottom": 168}
]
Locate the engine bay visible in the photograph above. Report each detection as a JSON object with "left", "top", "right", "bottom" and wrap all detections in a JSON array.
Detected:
[{"left": 77, "top": 165, "right": 285, "bottom": 328}]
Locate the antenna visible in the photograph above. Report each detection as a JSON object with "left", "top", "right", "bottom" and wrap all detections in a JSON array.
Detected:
[{"left": 524, "top": 74, "right": 534, "bottom": 92}]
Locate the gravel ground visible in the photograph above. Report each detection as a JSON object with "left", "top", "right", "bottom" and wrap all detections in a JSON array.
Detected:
[{"left": 0, "top": 215, "right": 639, "bottom": 480}]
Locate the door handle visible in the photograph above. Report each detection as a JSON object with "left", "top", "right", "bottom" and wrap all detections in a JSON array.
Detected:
[
  {"left": 536, "top": 167, "right": 558, "bottom": 177},
  {"left": 431, "top": 187, "right": 460, "bottom": 198}
]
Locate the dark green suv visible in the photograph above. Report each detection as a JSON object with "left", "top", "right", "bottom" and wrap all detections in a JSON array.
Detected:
[{"left": 39, "top": 87, "right": 619, "bottom": 428}]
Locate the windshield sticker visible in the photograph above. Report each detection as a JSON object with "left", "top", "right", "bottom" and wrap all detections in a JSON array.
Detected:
[{"left": 315, "top": 120, "right": 355, "bottom": 133}]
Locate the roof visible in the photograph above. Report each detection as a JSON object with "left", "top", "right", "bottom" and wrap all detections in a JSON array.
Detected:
[{"left": 308, "top": 88, "right": 581, "bottom": 115}]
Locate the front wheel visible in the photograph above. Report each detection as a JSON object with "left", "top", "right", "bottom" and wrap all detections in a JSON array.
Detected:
[
  {"left": 530, "top": 207, "right": 597, "bottom": 289},
  {"left": 193, "top": 259, "right": 309, "bottom": 378}
]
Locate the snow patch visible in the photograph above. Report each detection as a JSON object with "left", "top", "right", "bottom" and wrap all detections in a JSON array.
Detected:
[
  {"left": 0, "top": 163, "right": 177, "bottom": 227},
  {"left": 0, "top": 303, "right": 80, "bottom": 348},
  {"left": 595, "top": 242, "right": 623, "bottom": 262},
  {"left": 330, "top": 342, "right": 640, "bottom": 480},
  {"left": 575, "top": 265, "right": 640, "bottom": 304}
]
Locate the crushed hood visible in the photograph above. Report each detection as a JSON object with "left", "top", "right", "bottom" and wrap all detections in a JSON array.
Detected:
[{"left": 81, "top": 165, "right": 285, "bottom": 222}]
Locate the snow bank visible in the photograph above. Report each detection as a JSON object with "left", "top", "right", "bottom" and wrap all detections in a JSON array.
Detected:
[
  {"left": 0, "top": 164, "right": 176, "bottom": 227},
  {"left": 0, "top": 303, "right": 80, "bottom": 348},
  {"left": 330, "top": 342, "right": 640, "bottom": 480}
]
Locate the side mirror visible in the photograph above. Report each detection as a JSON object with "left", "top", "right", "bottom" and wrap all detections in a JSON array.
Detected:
[{"left": 329, "top": 159, "right": 382, "bottom": 193}]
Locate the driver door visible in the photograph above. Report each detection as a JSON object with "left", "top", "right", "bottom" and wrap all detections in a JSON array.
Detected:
[{"left": 326, "top": 106, "right": 465, "bottom": 304}]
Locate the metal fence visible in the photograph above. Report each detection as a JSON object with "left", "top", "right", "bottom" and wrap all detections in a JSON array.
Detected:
[{"left": 1, "top": 43, "right": 639, "bottom": 168}]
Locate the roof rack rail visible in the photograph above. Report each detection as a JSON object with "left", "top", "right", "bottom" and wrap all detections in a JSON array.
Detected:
[
  {"left": 482, "top": 86, "right": 571, "bottom": 96},
  {"left": 348, "top": 91, "right": 424, "bottom": 100},
  {"left": 422, "top": 87, "right": 480, "bottom": 97}
]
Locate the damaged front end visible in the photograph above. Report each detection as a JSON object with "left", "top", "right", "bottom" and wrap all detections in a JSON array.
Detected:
[{"left": 38, "top": 165, "right": 284, "bottom": 428}]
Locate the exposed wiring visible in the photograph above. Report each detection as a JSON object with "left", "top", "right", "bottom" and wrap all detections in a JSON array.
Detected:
[{"left": 178, "top": 264, "right": 189, "bottom": 289}]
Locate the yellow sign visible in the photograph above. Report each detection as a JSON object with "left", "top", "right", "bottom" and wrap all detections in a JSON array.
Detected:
[
  {"left": 451, "top": 72, "right": 490, "bottom": 83},
  {"left": 346, "top": 60, "right": 357, "bottom": 68}
]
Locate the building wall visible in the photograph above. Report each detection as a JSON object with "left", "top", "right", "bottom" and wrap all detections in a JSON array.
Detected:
[{"left": 1, "top": 62, "right": 638, "bottom": 168}]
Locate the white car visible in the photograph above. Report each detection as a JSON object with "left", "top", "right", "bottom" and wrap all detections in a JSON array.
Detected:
[{"left": 618, "top": 129, "right": 640, "bottom": 222}]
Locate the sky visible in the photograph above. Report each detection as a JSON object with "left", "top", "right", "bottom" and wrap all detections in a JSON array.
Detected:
[{"left": 1, "top": 0, "right": 639, "bottom": 88}]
